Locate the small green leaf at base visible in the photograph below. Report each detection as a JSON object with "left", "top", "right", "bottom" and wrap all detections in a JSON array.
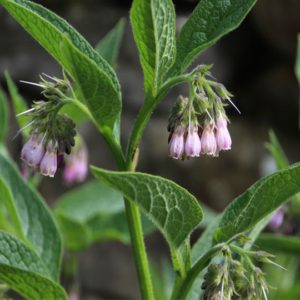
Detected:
[
  {"left": 0, "top": 230, "right": 67, "bottom": 300},
  {"left": 0, "top": 153, "right": 62, "bottom": 282}
]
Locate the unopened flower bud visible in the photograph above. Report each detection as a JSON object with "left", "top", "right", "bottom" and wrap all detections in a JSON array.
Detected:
[
  {"left": 168, "top": 125, "right": 185, "bottom": 159},
  {"left": 185, "top": 124, "right": 201, "bottom": 157},
  {"left": 215, "top": 114, "right": 232, "bottom": 151},
  {"left": 201, "top": 122, "right": 217, "bottom": 156},
  {"left": 269, "top": 208, "right": 284, "bottom": 231},
  {"left": 40, "top": 141, "right": 58, "bottom": 177}
]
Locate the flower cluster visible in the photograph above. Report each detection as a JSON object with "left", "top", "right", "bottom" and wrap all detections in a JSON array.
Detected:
[
  {"left": 17, "top": 74, "right": 77, "bottom": 177},
  {"left": 202, "top": 244, "right": 285, "bottom": 300},
  {"left": 167, "top": 65, "right": 238, "bottom": 160}
]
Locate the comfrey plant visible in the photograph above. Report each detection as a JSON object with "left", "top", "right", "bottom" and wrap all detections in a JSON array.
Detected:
[{"left": 0, "top": 0, "right": 300, "bottom": 300}]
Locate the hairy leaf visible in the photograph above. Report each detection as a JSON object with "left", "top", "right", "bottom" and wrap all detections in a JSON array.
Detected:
[
  {"left": 167, "top": 0, "right": 256, "bottom": 78},
  {"left": 0, "top": 154, "right": 62, "bottom": 282},
  {"left": 0, "top": 0, "right": 120, "bottom": 93},
  {"left": 61, "top": 36, "right": 122, "bottom": 132},
  {"left": 131, "top": 0, "right": 176, "bottom": 97},
  {"left": 256, "top": 234, "right": 300, "bottom": 256},
  {"left": 214, "top": 162, "right": 300, "bottom": 244},
  {"left": 0, "top": 87, "right": 8, "bottom": 144},
  {"left": 91, "top": 167, "right": 203, "bottom": 276},
  {"left": 54, "top": 180, "right": 154, "bottom": 251},
  {"left": 95, "top": 18, "right": 125, "bottom": 68},
  {"left": 0, "top": 230, "right": 67, "bottom": 300}
]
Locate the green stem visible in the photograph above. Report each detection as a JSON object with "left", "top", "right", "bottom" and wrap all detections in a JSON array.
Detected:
[
  {"left": 171, "top": 244, "right": 224, "bottom": 300},
  {"left": 126, "top": 74, "right": 192, "bottom": 167}
]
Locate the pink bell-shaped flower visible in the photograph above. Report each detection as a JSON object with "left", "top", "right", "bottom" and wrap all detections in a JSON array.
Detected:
[
  {"left": 215, "top": 114, "right": 232, "bottom": 151},
  {"left": 168, "top": 125, "right": 185, "bottom": 159},
  {"left": 185, "top": 124, "right": 201, "bottom": 157},
  {"left": 40, "top": 141, "right": 58, "bottom": 177},
  {"left": 201, "top": 122, "right": 217, "bottom": 156},
  {"left": 21, "top": 132, "right": 45, "bottom": 168}
]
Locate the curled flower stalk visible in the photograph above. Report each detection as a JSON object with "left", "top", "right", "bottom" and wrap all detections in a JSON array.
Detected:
[
  {"left": 16, "top": 73, "right": 77, "bottom": 177},
  {"left": 167, "top": 65, "right": 237, "bottom": 160}
]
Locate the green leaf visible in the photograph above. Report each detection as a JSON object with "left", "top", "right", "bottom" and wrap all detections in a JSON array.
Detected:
[
  {"left": 0, "top": 0, "right": 120, "bottom": 93},
  {"left": 60, "top": 35, "right": 122, "bottom": 132},
  {"left": 91, "top": 167, "right": 203, "bottom": 276},
  {"left": 167, "top": 0, "right": 256, "bottom": 79},
  {"left": 187, "top": 215, "right": 223, "bottom": 300},
  {"left": 213, "top": 162, "right": 300, "bottom": 244},
  {"left": 131, "top": 0, "right": 176, "bottom": 97},
  {"left": 0, "top": 86, "right": 9, "bottom": 145},
  {"left": 0, "top": 230, "right": 67, "bottom": 300},
  {"left": 265, "top": 129, "right": 289, "bottom": 170},
  {"left": 54, "top": 180, "right": 154, "bottom": 251},
  {"left": 256, "top": 234, "right": 300, "bottom": 256},
  {"left": 95, "top": 18, "right": 125, "bottom": 68},
  {"left": 198, "top": 202, "right": 218, "bottom": 228},
  {"left": 0, "top": 153, "right": 62, "bottom": 282},
  {"left": 5, "top": 71, "right": 30, "bottom": 138}
]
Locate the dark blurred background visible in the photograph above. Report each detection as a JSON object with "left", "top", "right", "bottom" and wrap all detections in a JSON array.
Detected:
[{"left": 1, "top": 0, "right": 300, "bottom": 298}]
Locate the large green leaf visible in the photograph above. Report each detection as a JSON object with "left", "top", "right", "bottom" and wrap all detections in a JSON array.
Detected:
[
  {"left": 60, "top": 36, "right": 122, "bottom": 132},
  {"left": 91, "top": 167, "right": 203, "bottom": 276},
  {"left": 5, "top": 71, "right": 30, "bottom": 139},
  {"left": 187, "top": 215, "right": 222, "bottom": 300},
  {"left": 256, "top": 234, "right": 300, "bottom": 256},
  {"left": 167, "top": 0, "right": 256, "bottom": 79},
  {"left": 213, "top": 162, "right": 300, "bottom": 244},
  {"left": 0, "top": 154, "right": 62, "bottom": 282},
  {"left": 0, "top": 0, "right": 120, "bottom": 93},
  {"left": 95, "top": 18, "right": 125, "bottom": 68},
  {"left": 0, "top": 230, "right": 67, "bottom": 299},
  {"left": 0, "top": 0, "right": 121, "bottom": 133},
  {"left": 131, "top": 0, "right": 176, "bottom": 97},
  {"left": 0, "top": 87, "right": 8, "bottom": 145}
]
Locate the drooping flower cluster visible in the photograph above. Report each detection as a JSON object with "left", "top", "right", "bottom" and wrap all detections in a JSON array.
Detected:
[
  {"left": 167, "top": 65, "right": 238, "bottom": 160},
  {"left": 17, "top": 74, "right": 77, "bottom": 177},
  {"left": 63, "top": 134, "right": 88, "bottom": 184},
  {"left": 202, "top": 242, "right": 285, "bottom": 300}
]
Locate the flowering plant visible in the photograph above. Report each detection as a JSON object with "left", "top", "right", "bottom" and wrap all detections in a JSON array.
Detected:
[{"left": 0, "top": 0, "right": 300, "bottom": 299}]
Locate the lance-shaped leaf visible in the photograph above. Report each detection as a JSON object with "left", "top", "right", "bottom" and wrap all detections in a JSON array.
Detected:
[
  {"left": 5, "top": 71, "right": 30, "bottom": 139},
  {"left": 60, "top": 36, "right": 122, "bottom": 131},
  {"left": 0, "top": 0, "right": 120, "bottom": 93},
  {"left": 131, "top": 0, "right": 176, "bottom": 97},
  {"left": 0, "top": 87, "right": 8, "bottom": 145},
  {"left": 0, "top": 231, "right": 67, "bottom": 300},
  {"left": 0, "top": 0, "right": 121, "bottom": 133},
  {"left": 91, "top": 167, "right": 203, "bottom": 275},
  {"left": 265, "top": 130, "right": 289, "bottom": 170},
  {"left": 213, "top": 162, "right": 300, "bottom": 244},
  {"left": 0, "top": 153, "right": 62, "bottom": 282},
  {"left": 95, "top": 18, "right": 126, "bottom": 68},
  {"left": 167, "top": 0, "right": 256, "bottom": 79}
]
